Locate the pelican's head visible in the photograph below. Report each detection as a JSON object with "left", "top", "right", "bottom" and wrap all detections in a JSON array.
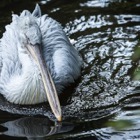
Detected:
[{"left": 16, "top": 5, "right": 62, "bottom": 121}]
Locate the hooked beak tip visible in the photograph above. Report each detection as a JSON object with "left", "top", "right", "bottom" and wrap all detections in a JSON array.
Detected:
[{"left": 57, "top": 115, "right": 62, "bottom": 122}]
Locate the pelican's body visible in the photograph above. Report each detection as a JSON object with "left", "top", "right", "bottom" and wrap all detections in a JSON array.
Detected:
[{"left": 0, "top": 5, "right": 82, "bottom": 120}]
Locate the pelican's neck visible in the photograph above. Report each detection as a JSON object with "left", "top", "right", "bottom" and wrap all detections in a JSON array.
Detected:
[{"left": 0, "top": 49, "right": 47, "bottom": 104}]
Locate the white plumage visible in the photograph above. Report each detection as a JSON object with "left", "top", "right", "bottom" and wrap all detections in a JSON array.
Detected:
[{"left": 0, "top": 4, "right": 82, "bottom": 105}]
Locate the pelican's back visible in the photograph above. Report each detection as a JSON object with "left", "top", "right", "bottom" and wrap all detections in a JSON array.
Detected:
[{"left": 39, "top": 15, "right": 82, "bottom": 92}]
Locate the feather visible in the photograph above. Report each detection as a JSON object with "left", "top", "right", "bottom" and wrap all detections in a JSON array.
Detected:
[{"left": 0, "top": 4, "right": 82, "bottom": 105}]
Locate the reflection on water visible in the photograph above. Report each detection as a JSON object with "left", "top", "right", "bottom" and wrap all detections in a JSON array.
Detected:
[
  {"left": 0, "top": 0, "right": 140, "bottom": 139},
  {"left": 0, "top": 117, "right": 74, "bottom": 139},
  {"left": 80, "top": 0, "right": 125, "bottom": 8}
]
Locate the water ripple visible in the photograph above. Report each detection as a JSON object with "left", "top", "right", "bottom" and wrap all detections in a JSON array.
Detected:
[{"left": 0, "top": 0, "right": 140, "bottom": 139}]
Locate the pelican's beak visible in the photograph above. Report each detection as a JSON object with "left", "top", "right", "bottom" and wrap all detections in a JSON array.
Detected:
[{"left": 26, "top": 44, "right": 62, "bottom": 121}]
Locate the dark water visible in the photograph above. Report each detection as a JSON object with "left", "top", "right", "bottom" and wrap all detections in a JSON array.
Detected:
[{"left": 0, "top": 0, "right": 140, "bottom": 139}]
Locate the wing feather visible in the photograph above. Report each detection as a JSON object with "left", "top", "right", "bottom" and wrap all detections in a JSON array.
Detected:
[{"left": 38, "top": 14, "right": 82, "bottom": 92}]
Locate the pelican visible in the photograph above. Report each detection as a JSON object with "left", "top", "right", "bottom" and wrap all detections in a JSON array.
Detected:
[{"left": 0, "top": 4, "right": 82, "bottom": 121}]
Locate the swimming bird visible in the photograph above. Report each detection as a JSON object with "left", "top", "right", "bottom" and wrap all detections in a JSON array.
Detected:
[{"left": 0, "top": 4, "right": 82, "bottom": 121}]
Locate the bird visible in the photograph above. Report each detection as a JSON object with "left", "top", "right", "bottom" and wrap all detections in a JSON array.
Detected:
[{"left": 0, "top": 4, "right": 82, "bottom": 121}]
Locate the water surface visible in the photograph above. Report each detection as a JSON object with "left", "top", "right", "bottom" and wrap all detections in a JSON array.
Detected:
[{"left": 0, "top": 0, "right": 140, "bottom": 139}]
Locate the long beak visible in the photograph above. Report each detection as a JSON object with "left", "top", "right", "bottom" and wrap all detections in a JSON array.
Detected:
[{"left": 27, "top": 44, "right": 62, "bottom": 121}]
